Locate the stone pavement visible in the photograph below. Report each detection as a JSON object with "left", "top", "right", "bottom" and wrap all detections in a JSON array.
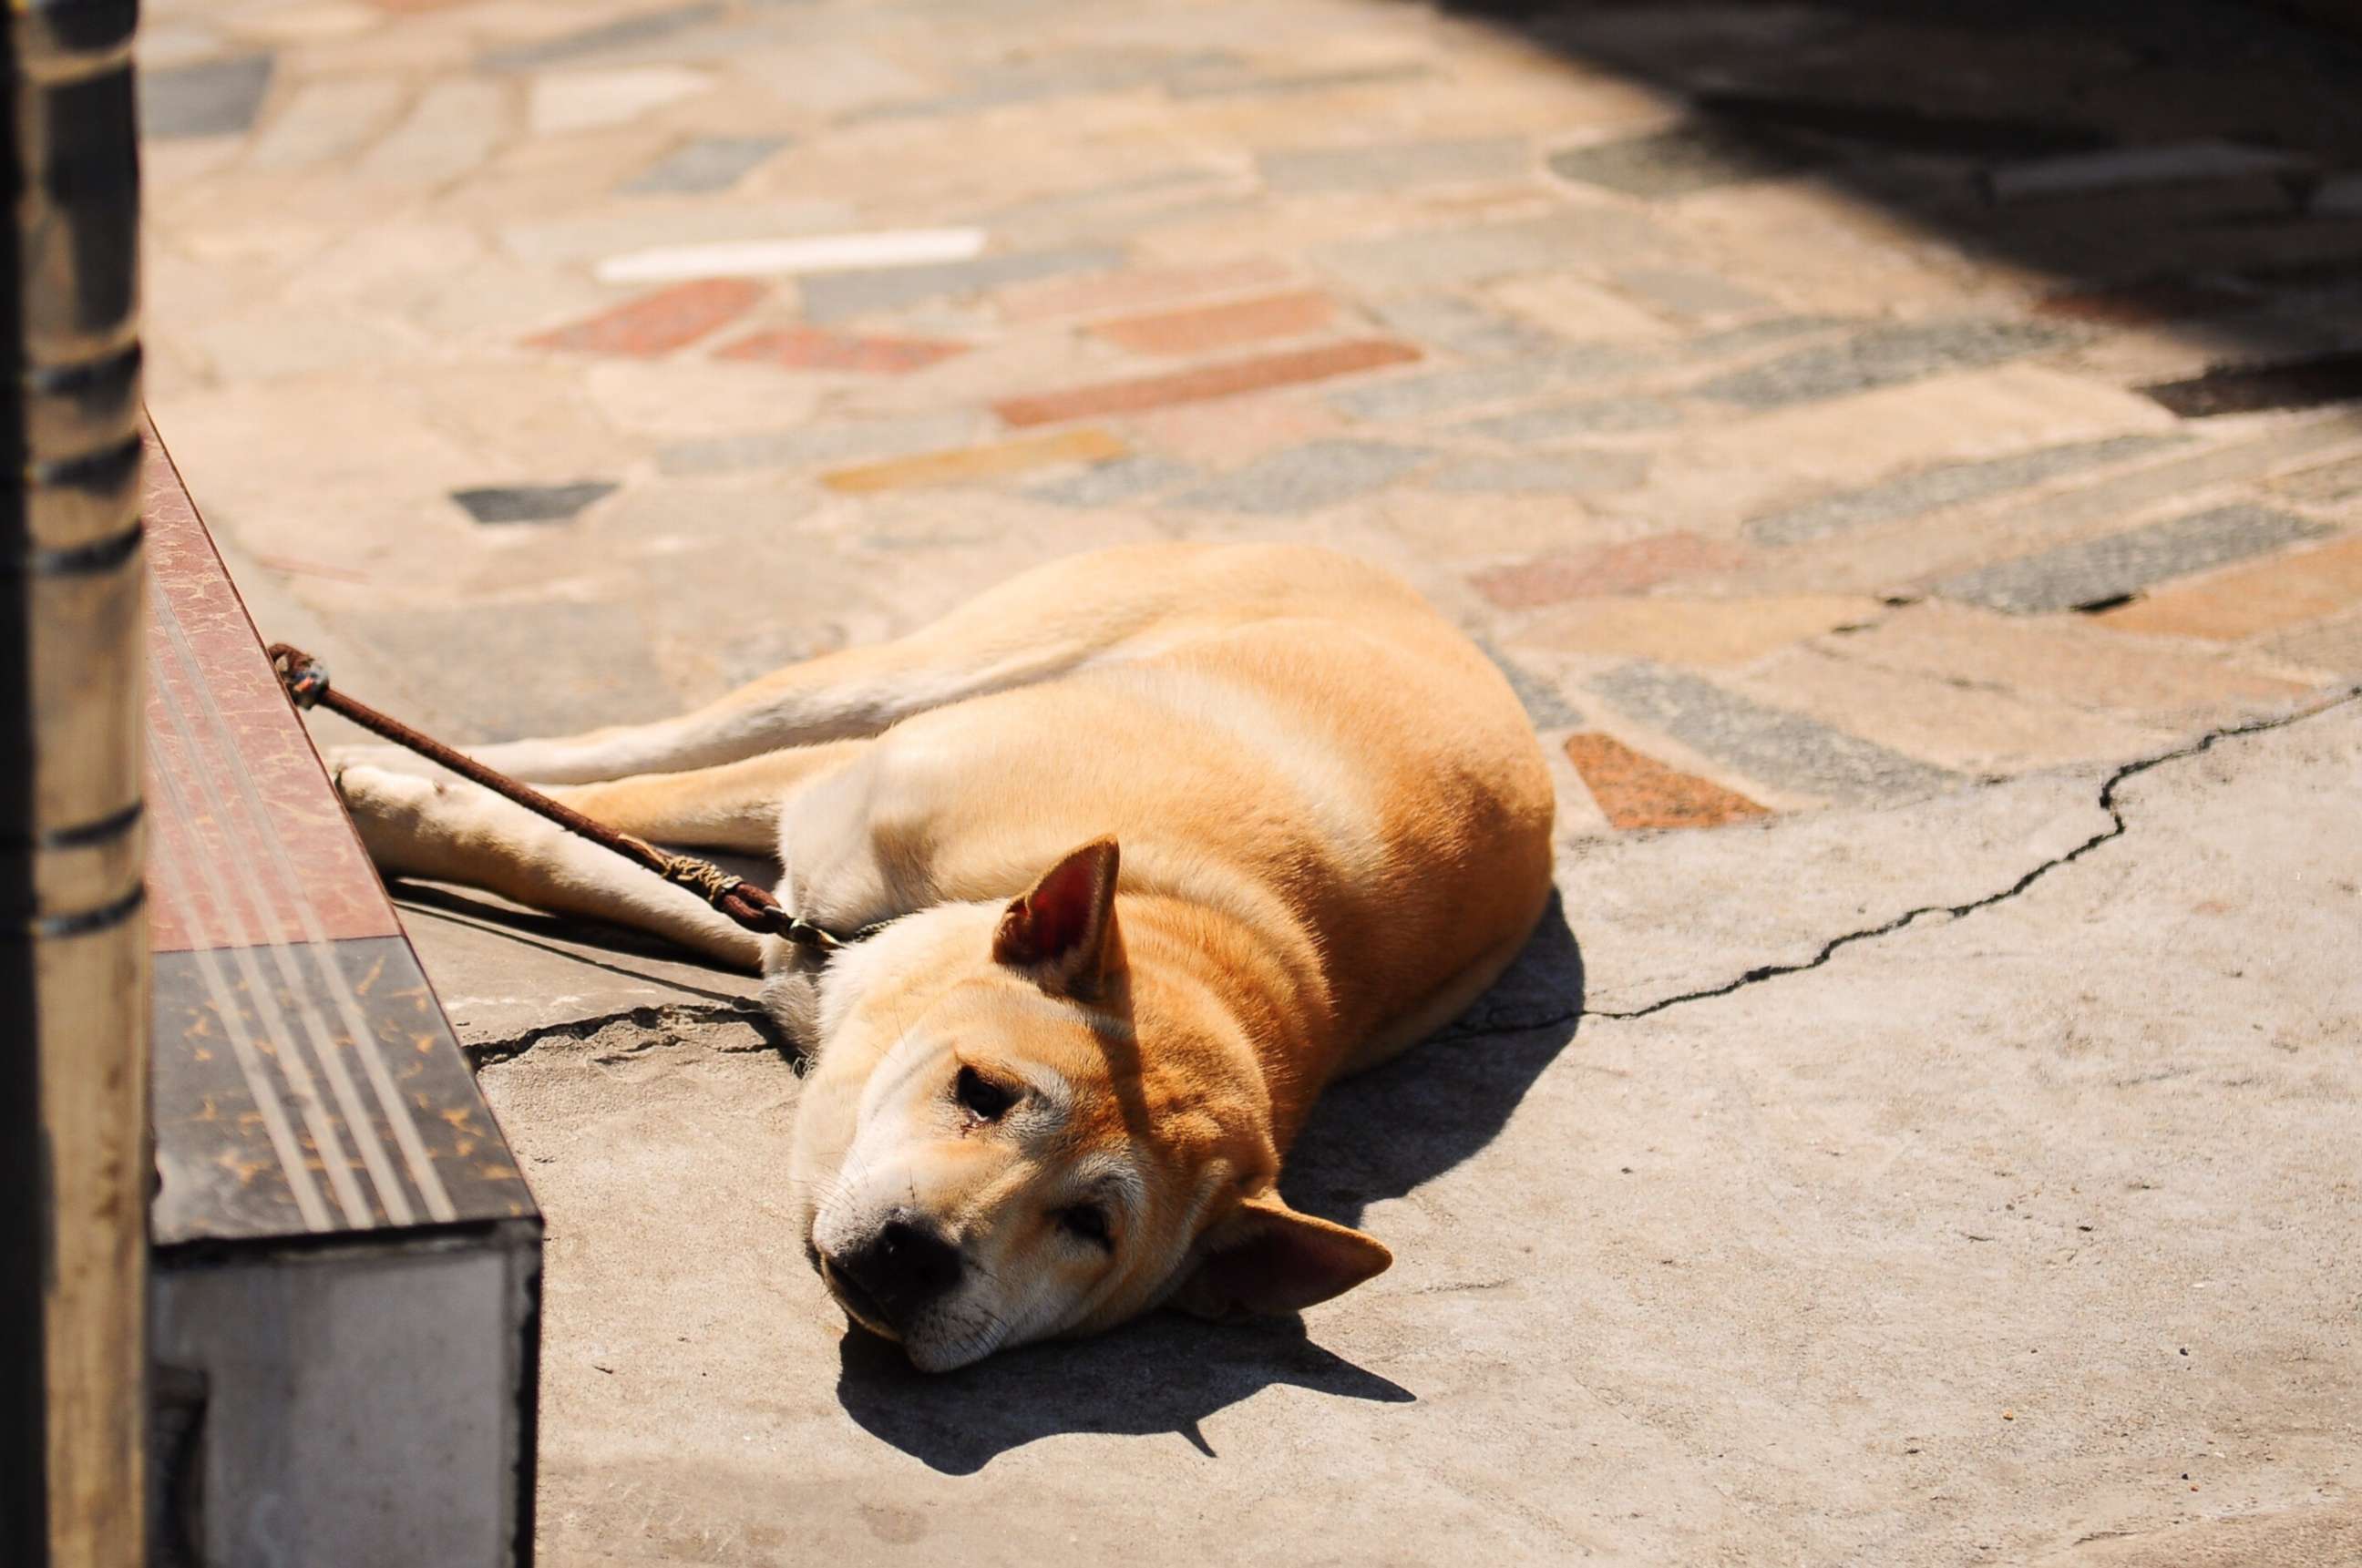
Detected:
[{"left": 139, "top": 0, "right": 2362, "bottom": 1562}]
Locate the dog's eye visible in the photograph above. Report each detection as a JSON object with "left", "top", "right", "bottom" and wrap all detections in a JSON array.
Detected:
[
  {"left": 1058, "top": 1204, "right": 1113, "bottom": 1250},
  {"left": 954, "top": 1064, "right": 1017, "bottom": 1122}
]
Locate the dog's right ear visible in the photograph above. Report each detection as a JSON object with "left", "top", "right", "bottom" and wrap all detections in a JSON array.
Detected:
[
  {"left": 993, "top": 837, "right": 1121, "bottom": 996},
  {"left": 1170, "top": 1191, "right": 1392, "bottom": 1320}
]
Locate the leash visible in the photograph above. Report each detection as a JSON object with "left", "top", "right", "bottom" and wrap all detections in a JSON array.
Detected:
[{"left": 268, "top": 642, "right": 886, "bottom": 954}]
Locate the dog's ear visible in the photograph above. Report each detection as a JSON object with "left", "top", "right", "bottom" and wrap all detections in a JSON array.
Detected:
[
  {"left": 1171, "top": 1191, "right": 1392, "bottom": 1319},
  {"left": 993, "top": 837, "right": 1121, "bottom": 995}
]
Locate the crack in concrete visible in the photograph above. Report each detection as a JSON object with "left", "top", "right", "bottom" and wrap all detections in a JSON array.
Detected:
[
  {"left": 464, "top": 1000, "right": 784, "bottom": 1068},
  {"left": 1478, "top": 687, "right": 2362, "bottom": 1033}
]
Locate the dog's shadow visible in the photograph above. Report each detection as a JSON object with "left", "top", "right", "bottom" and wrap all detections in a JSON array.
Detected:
[{"left": 836, "top": 896, "right": 1586, "bottom": 1473}]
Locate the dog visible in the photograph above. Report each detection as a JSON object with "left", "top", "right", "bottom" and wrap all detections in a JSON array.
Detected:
[{"left": 334, "top": 541, "right": 1555, "bottom": 1370}]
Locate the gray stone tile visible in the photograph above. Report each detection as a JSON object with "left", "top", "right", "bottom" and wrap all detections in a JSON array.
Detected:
[
  {"left": 655, "top": 413, "right": 990, "bottom": 477},
  {"left": 1328, "top": 347, "right": 1648, "bottom": 422},
  {"left": 1258, "top": 137, "right": 1527, "bottom": 195},
  {"left": 1165, "top": 61, "right": 1433, "bottom": 100},
  {"left": 621, "top": 136, "right": 790, "bottom": 195},
  {"left": 450, "top": 482, "right": 618, "bottom": 525},
  {"left": 1591, "top": 663, "right": 1959, "bottom": 804},
  {"left": 1170, "top": 441, "right": 1427, "bottom": 513},
  {"left": 478, "top": 3, "right": 728, "bottom": 71},
  {"left": 854, "top": 47, "right": 1237, "bottom": 121},
  {"left": 140, "top": 53, "right": 273, "bottom": 140},
  {"left": 1026, "top": 456, "right": 1200, "bottom": 507},
  {"left": 1316, "top": 210, "right": 1673, "bottom": 293},
  {"left": 1693, "top": 318, "right": 2081, "bottom": 408},
  {"left": 1546, "top": 121, "right": 1823, "bottom": 199},
  {"left": 1371, "top": 296, "right": 1570, "bottom": 359},
  {"left": 1429, "top": 450, "right": 1650, "bottom": 495},
  {"left": 1931, "top": 503, "right": 2336, "bottom": 615},
  {"left": 1474, "top": 639, "right": 1583, "bottom": 729},
  {"left": 1615, "top": 267, "right": 1769, "bottom": 320},
  {"left": 1748, "top": 434, "right": 2191, "bottom": 547},
  {"left": 1989, "top": 422, "right": 2362, "bottom": 545},
  {"left": 1460, "top": 395, "right": 1684, "bottom": 442},
  {"left": 339, "top": 600, "right": 679, "bottom": 742},
  {"left": 1680, "top": 315, "right": 1854, "bottom": 361},
  {"left": 2273, "top": 453, "right": 2362, "bottom": 505},
  {"left": 797, "top": 245, "right": 1124, "bottom": 323}
]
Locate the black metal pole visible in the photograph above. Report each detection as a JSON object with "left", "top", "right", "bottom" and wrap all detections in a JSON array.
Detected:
[{"left": 1, "top": 0, "right": 148, "bottom": 1559}]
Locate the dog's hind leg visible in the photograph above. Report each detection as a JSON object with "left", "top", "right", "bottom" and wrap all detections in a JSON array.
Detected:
[
  {"left": 326, "top": 752, "right": 871, "bottom": 969},
  {"left": 460, "top": 558, "right": 1192, "bottom": 784}
]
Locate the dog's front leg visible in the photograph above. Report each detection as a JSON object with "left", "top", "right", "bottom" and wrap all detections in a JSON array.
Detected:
[{"left": 334, "top": 764, "right": 765, "bottom": 969}]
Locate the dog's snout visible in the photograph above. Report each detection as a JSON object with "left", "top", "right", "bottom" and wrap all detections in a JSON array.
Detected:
[{"left": 837, "top": 1212, "right": 962, "bottom": 1322}]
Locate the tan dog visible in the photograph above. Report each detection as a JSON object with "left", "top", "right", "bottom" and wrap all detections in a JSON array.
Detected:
[{"left": 334, "top": 542, "right": 1554, "bottom": 1370}]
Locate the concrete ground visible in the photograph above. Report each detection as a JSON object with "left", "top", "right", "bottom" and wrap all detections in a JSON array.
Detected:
[{"left": 142, "top": 0, "right": 2362, "bottom": 1561}]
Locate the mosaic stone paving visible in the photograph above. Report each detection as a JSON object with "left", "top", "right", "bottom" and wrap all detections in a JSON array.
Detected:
[{"left": 142, "top": 0, "right": 2362, "bottom": 842}]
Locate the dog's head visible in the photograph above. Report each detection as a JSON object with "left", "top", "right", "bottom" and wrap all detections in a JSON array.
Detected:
[{"left": 793, "top": 837, "right": 1390, "bottom": 1371}]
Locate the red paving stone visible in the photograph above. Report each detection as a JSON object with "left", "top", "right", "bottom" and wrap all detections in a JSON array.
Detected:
[
  {"left": 714, "top": 325, "right": 969, "bottom": 374},
  {"left": 1473, "top": 534, "right": 1752, "bottom": 611},
  {"left": 1563, "top": 733, "right": 1769, "bottom": 831},
  {"left": 820, "top": 427, "right": 1125, "bottom": 492},
  {"left": 1089, "top": 290, "right": 1336, "bottom": 356},
  {"left": 995, "top": 257, "right": 1295, "bottom": 322},
  {"left": 994, "top": 338, "right": 1419, "bottom": 427},
  {"left": 525, "top": 279, "right": 765, "bottom": 356},
  {"left": 2095, "top": 531, "right": 2362, "bottom": 641}
]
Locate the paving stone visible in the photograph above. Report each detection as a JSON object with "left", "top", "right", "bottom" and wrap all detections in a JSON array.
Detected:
[
  {"left": 524, "top": 280, "right": 765, "bottom": 356},
  {"left": 450, "top": 481, "right": 619, "bottom": 525},
  {"left": 1932, "top": 503, "right": 2336, "bottom": 615},
  {"left": 1167, "top": 440, "right": 1428, "bottom": 514},
  {"left": 1484, "top": 274, "right": 1678, "bottom": 343},
  {"left": 1834, "top": 600, "right": 2308, "bottom": 715},
  {"left": 1747, "top": 434, "right": 2190, "bottom": 548},
  {"left": 1563, "top": 732, "right": 1767, "bottom": 830},
  {"left": 140, "top": 53, "right": 275, "bottom": 140},
  {"left": 1089, "top": 291, "right": 1333, "bottom": 356},
  {"left": 2034, "top": 280, "right": 2244, "bottom": 328},
  {"left": 1589, "top": 662, "right": 1959, "bottom": 805},
  {"left": 2095, "top": 532, "right": 2362, "bottom": 641},
  {"left": 515, "top": 205, "right": 873, "bottom": 272},
  {"left": 1371, "top": 295, "right": 1574, "bottom": 359},
  {"left": 1694, "top": 319, "right": 2080, "bottom": 409},
  {"left": 995, "top": 339, "right": 1419, "bottom": 427},
  {"left": 2272, "top": 454, "right": 2362, "bottom": 506},
  {"left": 1520, "top": 595, "right": 1883, "bottom": 667},
  {"left": 1428, "top": 450, "right": 1650, "bottom": 496},
  {"left": 2254, "top": 605, "right": 2362, "bottom": 675},
  {"left": 1257, "top": 137, "right": 1527, "bottom": 195},
  {"left": 2137, "top": 351, "right": 2362, "bottom": 420},
  {"left": 819, "top": 428, "right": 1125, "bottom": 493},
  {"left": 1679, "top": 315, "right": 1855, "bottom": 362},
  {"left": 853, "top": 46, "right": 1238, "bottom": 122},
  {"left": 529, "top": 67, "right": 712, "bottom": 136},
  {"left": 1024, "top": 456, "right": 1201, "bottom": 507},
  {"left": 1327, "top": 348, "right": 1643, "bottom": 422},
  {"left": 1741, "top": 644, "right": 2174, "bottom": 776},
  {"left": 358, "top": 78, "right": 508, "bottom": 184},
  {"left": 246, "top": 78, "right": 405, "bottom": 170},
  {"left": 1982, "top": 141, "right": 2314, "bottom": 204},
  {"left": 1315, "top": 210, "right": 1674, "bottom": 293},
  {"left": 1546, "top": 120, "right": 1825, "bottom": 198},
  {"left": 621, "top": 136, "right": 790, "bottom": 195},
  {"left": 1164, "top": 61, "right": 1433, "bottom": 100},
  {"left": 337, "top": 599, "right": 679, "bottom": 742},
  {"left": 479, "top": 3, "right": 729, "bottom": 71},
  {"left": 798, "top": 245, "right": 1125, "bottom": 323},
  {"left": 1612, "top": 267, "right": 1769, "bottom": 321},
  {"left": 1472, "top": 533, "right": 1750, "bottom": 610},
  {"left": 996, "top": 257, "right": 1292, "bottom": 322},
  {"left": 714, "top": 325, "right": 968, "bottom": 374},
  {"left": 1474, "top": 640, "right": 1583, "bottom": 729},
  {"left": 1460, "top": 395, "right": 1683, "bottom": 442},
  {"left": 653, "top": 413, "right": 991, "bottom": 477}
]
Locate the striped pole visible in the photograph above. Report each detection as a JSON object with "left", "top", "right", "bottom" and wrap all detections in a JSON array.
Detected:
[{"left": 0, "top": 0, "right": 149, "bottom": 1559}]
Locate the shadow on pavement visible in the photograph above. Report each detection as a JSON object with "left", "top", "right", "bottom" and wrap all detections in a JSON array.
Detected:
[{"left": 1433, "top": 0, "right": 2362, "bottom": 396}]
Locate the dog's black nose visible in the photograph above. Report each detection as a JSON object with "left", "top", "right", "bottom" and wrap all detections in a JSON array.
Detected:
[{"left": 836, "top": 1213, "right": 962, "bottom": 1325}]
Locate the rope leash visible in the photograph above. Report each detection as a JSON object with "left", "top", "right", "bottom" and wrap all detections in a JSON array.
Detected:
[{"left": 268, "top": 642, "right": 884, "bottom": 954}]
